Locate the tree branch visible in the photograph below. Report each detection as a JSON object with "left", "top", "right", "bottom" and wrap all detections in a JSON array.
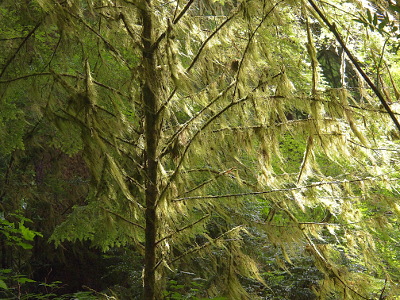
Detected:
[
  {"left": 158, "top": 90, "right": 250, "bottom": 206},
  {"left": 159, "top": 80, "right": 236, "bottom": 159},
  {"left": 173, "top": 0, "right": 195, "bottom": 25},
  {"left": 307, "top": 0, "right": 400, "bottom": 133},
  {"left": 173, "top": 174, "right": 399, "bottom": 201},
  {"left": 0, "top": 72, "right": 130, "bottom": 99},
  {"left": 152, "top": 0, "right": 195, "bottom": 51},
  {"left": 157, "top": 225, "right": 244, "bottom": 269},
  {"left": 0, "top": 20, "right": 43, "bottom": 79},
  {"left": 67, "top": 11, "right": 132, "bottom": 70},
  {"left": 233, "top": 0, "right": 284, "bottom": 99},
  {"left": 187, "top": 9, "right": 239, "bottom": 72},
  {"left": 101, "top": 207, "right": 145, "bottom": 230},
  {"left": 155, "top": 214, "right": 210, "bottom": 245},
  {"left": 177, "top": 167, "right": 238, "bottom": 198}
]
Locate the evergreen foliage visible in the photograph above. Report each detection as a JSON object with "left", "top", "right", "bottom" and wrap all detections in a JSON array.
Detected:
[{"left": 1, "top": 0, "right": 400, "bottom": 299}]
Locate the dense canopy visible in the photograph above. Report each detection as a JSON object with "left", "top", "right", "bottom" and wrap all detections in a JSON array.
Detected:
[{"left": 1, "top": 0, "right": 400, "bottom": 299}]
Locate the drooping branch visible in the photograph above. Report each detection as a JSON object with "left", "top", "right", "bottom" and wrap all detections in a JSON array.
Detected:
[
  {"left": 157, "top": 72, "right": 284, "bottom": 158},
  {"left": 165, "top": 225, "right": 244, "bottom": 267},
  {"left": 159, "top": 80, "right": 236, "bottom": 159},
  {"left": 0, "top": 19, "right": 44, "bottom": 79},
  {"left": 155, "top": 213, "right": 210, "bottom": 245},
  {"left": 233, "top": 0, "right": 284, "bottom": 99},
  {"left": 307, "top": 0, "right": 400, "bottom": 133},
  {"left": 159, "top": 73, "right": 313, "bottom": 204},
  {"left": 173, "top": 173, "right": 399, "bottom": 201},
  {"left": 158, "top": 91, "right": 251, "bottom": 205},
  {"left": 101, "top": 207, "right": 145, "bottom": 230},
  {"left": 55, "top": 109, "right": 145, "bottom": 189},
  {"left": 186, "top": 9, "right": 240, "bottom": 72},
  {"left": 152, "top": 0, "right": 195, "bottom": 51},
  {"left": 264, "top": 185, "right": 371, "bottom": 300}
]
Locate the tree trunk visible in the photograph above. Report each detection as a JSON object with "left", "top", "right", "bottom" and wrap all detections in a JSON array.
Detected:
[{"left": 141, "top": 1, "right": 160, "bottom": 299}]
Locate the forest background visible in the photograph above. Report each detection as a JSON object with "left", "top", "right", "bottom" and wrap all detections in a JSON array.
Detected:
[{"left": 1, "top": 0, "right": 400, "bottom": 299}]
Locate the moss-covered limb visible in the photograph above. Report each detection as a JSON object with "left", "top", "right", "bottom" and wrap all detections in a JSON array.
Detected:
[
  {"left": 155, "top": 214, "right": 210, "bottom": 245},
  {"left": 0, "top": 19, "right": 44, "bottom": 78},
  {"left": 159, "top": 71, "right": 290, "bottom": 205},
  {"left": 172, "top": 174, "right": 400, "bottom": 201},
  {"left": 66, "top": 10, "right": 133, "bottom": 70},
  {"left": 186, "top": 10, "right": 239, "bottom": 72},
  {"left": 308, "top": 0, "right": 400, "bottom": 133},
  {"left": 232, "top": 0, "right": 284, "bottom": 100},
  {"left": 151, "top": 0, "right": 196, "bottom": 51},
  {"left": 159, "top": 80, "right": 236, "bottom": 159},
  {"left": 166, "top": 225, "right": 245, "bottom": 266}
]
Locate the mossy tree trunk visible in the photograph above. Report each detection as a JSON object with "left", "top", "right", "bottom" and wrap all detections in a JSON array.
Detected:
[{"left": 141, "top": 1, "right": 160, "bottom": 299}]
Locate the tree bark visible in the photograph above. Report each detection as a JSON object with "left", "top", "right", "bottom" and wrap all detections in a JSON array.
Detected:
[{"left": 141, "top": 1, "right": 160, "bottom": 299}]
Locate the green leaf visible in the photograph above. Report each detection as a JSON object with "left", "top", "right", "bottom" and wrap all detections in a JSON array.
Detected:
[
  {"left": 0, "top": 279, "right": 7, "bottom": 289},
  {"left": 16, "top": 277, "right": 36, "bottom": 284},
  {"left": 19, "top": 221, "right": 36, "bottom": 241},
  {"left": 17, "top": 242, "right": 33, "bottom": 249}
]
